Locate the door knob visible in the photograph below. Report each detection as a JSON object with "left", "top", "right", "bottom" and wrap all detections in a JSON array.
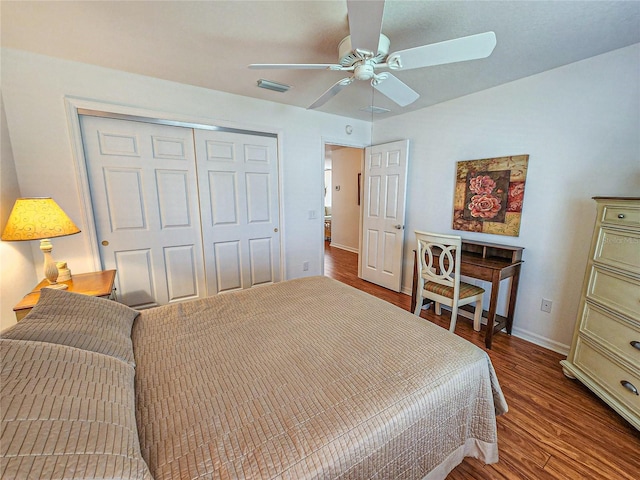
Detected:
[
  {"left": 394, "top": 225, "right": 404, "bottom": 230},
  {"left": 101, "top": 240, "right": 109, "bottom": 246}
]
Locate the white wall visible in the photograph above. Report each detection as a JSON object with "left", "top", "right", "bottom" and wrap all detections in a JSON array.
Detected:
[
  {"left": 373, "top": 44, "right": 640, "bottom": 353},
  {"left": 0, "top": 48, "right": 370, "bottom": 326},
  {"left": 328, "top": 146, "right": 362, "bottom": 252},
  {"left": 0, "top": 95, "right": 38, "bottom": 330},
  {"left": 3, "top": 45, "right": 638, "bottom": 351}
]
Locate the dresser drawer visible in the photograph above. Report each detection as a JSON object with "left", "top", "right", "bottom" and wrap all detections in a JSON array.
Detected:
[
  {"left": 587, "top": 266, "right": 640, "bottom": 321},
  {"left": 581, "top": 302, "right": 640, "bottom": 367},
  {"left": 601, "top": 204, "right": 640, "bottom": 228},
  {"left": 574, "top": 338, "right": 640, "bottom": 417},
  {"left": 594, "top": 227, "right": 640, "bottom": 275}
]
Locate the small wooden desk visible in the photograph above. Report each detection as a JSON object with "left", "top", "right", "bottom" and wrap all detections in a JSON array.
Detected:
[
  {"left": 411, "top": 240, "right": 524, "bottom": 349},
  {"left": 13, "top": 270, "right": 117, "bottom": 321}
]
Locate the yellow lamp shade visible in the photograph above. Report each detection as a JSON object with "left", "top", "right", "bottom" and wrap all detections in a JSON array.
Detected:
[
  {"left": 2, "top": 197, "right": 81, "bottom": 289},
  {"left": 1, "top": 197, "right": 80, "bottom": 241}
]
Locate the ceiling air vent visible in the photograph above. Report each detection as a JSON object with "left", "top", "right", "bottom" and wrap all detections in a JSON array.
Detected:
[
  {"left": 257, "top": 79, "right": 290, "bottom": 93},
  {"left": 360, "top": 105, "right": 390, "bottom": 114}
]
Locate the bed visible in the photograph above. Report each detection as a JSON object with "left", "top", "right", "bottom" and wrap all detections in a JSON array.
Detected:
[{"left": 1, "top": 276, "right": 507, "bottom": 479}]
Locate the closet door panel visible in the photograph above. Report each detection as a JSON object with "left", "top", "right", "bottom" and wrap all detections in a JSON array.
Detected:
[
  {"left": 81, "top": 115, "right": 282, "bottom": 305},
  {"left": 103, "top": 167, "right": 147, "bottom": 230},
  {"left": 246, "top": 172, "right": 271, "bottom": 223},
  {"left": 213, "top": 240, "right": 243, "bottom": 292},
  {"left": 164, "top": 245, "right": 199, "bottom": 301},
  {"left": 249, "top": 237, "right": 274, "bottom": 286},
  {"left": 195, "top": 130, "right": 280, "bottom": 294},
  {"left": 208, "top": 171, "right": 239, "bottom": 225},
  {"left": 114, "top": 249, "right": 156, "bottom": 309},
  {"left": 156, "top": 170, "right": 193, "bottom": 228},
  {"left": 81, "top": 115, "right": 205, "bottom": 307}
]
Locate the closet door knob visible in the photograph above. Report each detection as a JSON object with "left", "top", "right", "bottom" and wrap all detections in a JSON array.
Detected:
[
  {"left": 631, "top": 340, "right": 640, "bottom": 350},
  {"left": 618, "top": 213, "right": 626, "bottom": 219}
]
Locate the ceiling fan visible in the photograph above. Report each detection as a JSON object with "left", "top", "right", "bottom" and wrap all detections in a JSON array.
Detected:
[{"left": 249, "top": 0, "right": 496, "bottom": 110}]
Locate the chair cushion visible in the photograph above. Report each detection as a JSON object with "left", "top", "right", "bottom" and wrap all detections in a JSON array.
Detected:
[
  {"left": 1, "top": 287, "right": 139, "bottom": 366},
  {"left": 423, "top": 280, "right": 485, "bottom": 299}
]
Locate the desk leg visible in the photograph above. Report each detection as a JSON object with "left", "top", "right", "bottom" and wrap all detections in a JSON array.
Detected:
[
  {"left": 506, "top": 266, "right": 521, "bottom": 334},
  {"left": 485, "top": 271, "right": 501, "bottom": 349}
]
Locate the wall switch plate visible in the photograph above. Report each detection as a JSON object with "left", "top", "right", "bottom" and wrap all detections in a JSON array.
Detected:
[
  {"left": 303, "top": 261, "right": 309, "bottom": 271},
  {"left": 541, "top": 298, "right": 553, "bottom": 313},
  {"left": 308, "top": 210, "right": 317, "bottom": 220}
]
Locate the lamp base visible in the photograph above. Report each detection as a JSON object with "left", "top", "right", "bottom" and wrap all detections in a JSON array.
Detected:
[{"left": 40, "top": 238, "right": 67, "bottom": 289}]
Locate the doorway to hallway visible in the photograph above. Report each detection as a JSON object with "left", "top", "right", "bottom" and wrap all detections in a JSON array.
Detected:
[{"left": 323, "top": 144, "right": 363, "bottom": 254}]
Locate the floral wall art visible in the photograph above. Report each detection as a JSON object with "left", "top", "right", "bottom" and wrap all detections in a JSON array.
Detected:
[{"left": 452, "top": 155, "right": 529, "bottom": 236}]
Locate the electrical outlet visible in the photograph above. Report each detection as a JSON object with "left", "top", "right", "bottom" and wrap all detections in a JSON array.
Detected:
[
  {"left": 541, "top": 298, "right": 553, "bottom": 313},
  {"left": 303, "top": 261, "right": 309, "bottom": 271}
]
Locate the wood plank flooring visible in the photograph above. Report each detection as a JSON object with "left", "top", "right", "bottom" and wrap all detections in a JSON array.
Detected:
[{"left": 323, "top": 242, "right": 640, "bottom": 479}]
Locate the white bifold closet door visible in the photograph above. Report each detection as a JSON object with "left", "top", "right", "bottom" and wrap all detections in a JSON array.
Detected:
[{"left": 80, "top": 115, "right": 280, "bottom": 309}]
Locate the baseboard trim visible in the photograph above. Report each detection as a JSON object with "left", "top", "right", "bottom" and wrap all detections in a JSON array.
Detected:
[
  {"left": 402, "top": 289, "right": 570, "bottom": 355},
  {"left": 329, "top": 243, "right": 359, "bottom": 254},
  {"left": 509, "top": 327, "right": 570, "bottom": 356},
  {"left": 450, "top": 306, "right": 570, "bottom": 355}
]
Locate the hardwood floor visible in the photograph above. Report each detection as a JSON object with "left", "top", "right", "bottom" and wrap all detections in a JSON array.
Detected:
[{"left": 323, "top": 242, "right": 640, "bottom": 480}]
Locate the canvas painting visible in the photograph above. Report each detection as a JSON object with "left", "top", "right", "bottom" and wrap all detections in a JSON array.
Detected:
[{"left": 452, "top": 155, "right": 529, "bottom": 236}]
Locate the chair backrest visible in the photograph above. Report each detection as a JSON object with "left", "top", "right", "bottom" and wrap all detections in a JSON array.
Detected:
[{"left": 415, "top": 231, "right": 462, "bottom": 292}]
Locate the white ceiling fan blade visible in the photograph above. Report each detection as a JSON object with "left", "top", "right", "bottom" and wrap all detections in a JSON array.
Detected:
[
  {"left": 249, "top": 63, "right": 344, "bottom": 70},
  {"left": 347, "top": 0, "right": 385, "bottom": 55},
  {"left": 308, "top": 77, "right": 354, "bottom": 110},
  {"left": 372, "top": 73, "right": 419, "bottom": 107},
  {"left": 387, "top": 31, "right": 497, "bottom": 71}
]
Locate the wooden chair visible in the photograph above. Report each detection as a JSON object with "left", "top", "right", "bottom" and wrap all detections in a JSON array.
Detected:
[{"left": 413, "top": 231, "right": 485, "bottom": 332}]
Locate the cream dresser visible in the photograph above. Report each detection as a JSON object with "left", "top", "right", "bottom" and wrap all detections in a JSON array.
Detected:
[{"left": 561, "top": 197, "right": 640, "bottom": 430}]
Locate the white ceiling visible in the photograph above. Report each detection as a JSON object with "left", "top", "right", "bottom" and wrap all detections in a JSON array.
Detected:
[{"left": 2, "top": 1, "right": 639, "bottom": 121}]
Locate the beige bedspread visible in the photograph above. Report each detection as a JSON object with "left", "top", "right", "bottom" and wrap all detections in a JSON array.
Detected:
[
  {"left": 133, "top": 276, "right": 507, "bottom": 479},
  {"left": 1, "top": 339, "right": 152, "bottom": 480}
]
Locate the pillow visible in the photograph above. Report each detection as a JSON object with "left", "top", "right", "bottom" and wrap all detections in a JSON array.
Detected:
[
  {"left": 1, "top": 287, "right": 139, "bottom": 366},
  {"left": 1, "top": 339, "right": 153, "bottom": 479}
]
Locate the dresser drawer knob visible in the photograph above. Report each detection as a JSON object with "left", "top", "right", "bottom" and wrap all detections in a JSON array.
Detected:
[
  {"left": 632, "top": 341, "right": 640, "bottom": 350},
  {"left": 621, "top": 380, "right": 639, "bottom": 395},
  {"left": 617, "top": 213, "right": 625, "bottom": 219}
]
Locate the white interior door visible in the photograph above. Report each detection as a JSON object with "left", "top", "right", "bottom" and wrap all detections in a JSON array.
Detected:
[
  {"left": 194, "top": 130, "right": 281, "bottom": 294},
  {"left": 80, "top": 115, "right": 205, "bottom": 308},
  {"left": 359, "top": 139, "right": 409, "bottom": 292}
]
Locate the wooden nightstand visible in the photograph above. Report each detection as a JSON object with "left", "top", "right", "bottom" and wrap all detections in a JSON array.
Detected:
[{"left": 13, "top": 270, "right": 117, "bottom": 321}]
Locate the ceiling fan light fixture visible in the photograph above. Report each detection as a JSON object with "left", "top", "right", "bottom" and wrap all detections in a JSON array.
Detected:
[
  {"left": 354, "top": 63, "right": 375, "bottom": 81},
  {"left": 360, "top": 105, "right": 390, "bottom": 114},
  {"left": 257, "top": 79, "right": 290, "bottom": 93},
  {"left": 250, "top": 1, "right": 497, "bottom": 111}
]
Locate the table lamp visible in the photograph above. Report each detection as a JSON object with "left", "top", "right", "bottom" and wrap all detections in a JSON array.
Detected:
[{"left": 2, "top": 197, "right": 81, "bottom": 289}]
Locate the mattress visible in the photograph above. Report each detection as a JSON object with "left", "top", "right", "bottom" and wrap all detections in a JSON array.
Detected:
[{"left": 132, "top": 276, "right": 507, "bottom": 479}]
